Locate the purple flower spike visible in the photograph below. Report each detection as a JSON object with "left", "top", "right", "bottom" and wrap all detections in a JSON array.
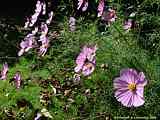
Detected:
[
  {"left": 0, "top": 62, "right": 9, "bottom": 80},
  {"left": 13, "top": 72, "right": 21, "bottom": 89},
  {"left": 114, "top": 68, "right": 147, "bottom": 107},
  {"left": 24, "top": 0, "right": 43, "bottom": 28},
  {"left": 74, "top": 45, "right": 97, "bottom": 76}
]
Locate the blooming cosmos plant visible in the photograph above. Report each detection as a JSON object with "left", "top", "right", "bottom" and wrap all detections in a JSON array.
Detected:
[
  {"left": 74, "top": 45, "right": 97, "bottom": 76},
  {"left": 114, "top": 68, "right": 147, "bottom": 107},
  {"left": 0, "top": 62, "right": 8, "bottom": 80}
]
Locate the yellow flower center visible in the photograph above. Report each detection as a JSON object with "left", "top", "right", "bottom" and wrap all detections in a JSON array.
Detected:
[
  {"left": 84, "top": 62, "right": 94, "bottom": 69},
  {"left": 128, "top": 83, "right": 136, "bottom": 91}
]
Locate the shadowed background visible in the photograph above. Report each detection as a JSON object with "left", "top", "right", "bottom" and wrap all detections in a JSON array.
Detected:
[{"left": 0, "top": 0, "right": 35, "bottom": 64}]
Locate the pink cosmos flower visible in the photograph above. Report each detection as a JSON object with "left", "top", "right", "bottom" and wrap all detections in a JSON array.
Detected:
[
  {"left": 74, "top": 45, "right": 97, "bottom": 76},
  {"left": 13, "top": 72, "right": 21, "bottom": 89},
  {"left": 101, "top": 8, "right": 117, "bottom": 26},
  {"left": 114, "top": 68, "right": 147, "bottom": 107},
  {"left": 0, "top": 62, "right": 8, "bottom": 80},
  {"left": 97, "top": 0, "right": 104, "bottom": 17}
]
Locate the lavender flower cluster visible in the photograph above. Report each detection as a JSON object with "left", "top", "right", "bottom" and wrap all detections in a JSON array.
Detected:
[{"left": 18, "top": 0, "right": 54, "bottom": 57}]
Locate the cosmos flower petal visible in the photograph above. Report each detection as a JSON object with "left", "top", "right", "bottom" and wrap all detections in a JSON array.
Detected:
[
  {"left": 97, "top": 0, "right": 104, "bottom": 17},
  {"left": 75, "top": 52, "right": 86, "bottom": 68},
  {"left": 132, "top": 94, "right": 145, "bottom": 107},
  {"left": 138, "top": 72, "right": 147, "bottom": 86},
  {"left": 82, "top": 0, "right": 88, "bottom": 12},
  {"left": 0, "top": 63, "right": 9, "bottom": 80},
  {"left": 115, "top": 88, "right": 130, "bottom": 99},
  {"left": 77, "top": 0, "right": 84, "bottom": 10},
  {"left": 14, "top": 72, "right": 21, "bottom": 89},
  {"left": 114, "top": 78, "right": 128, "bottom": 89},
  {"left": 120, "top": 68, "right": 138, "bottom": 77},
  {"left": 136, "top": 87, "right": 144, "bottom": 98},
  {"left": 46, "top": 11, "right": 54, "bottom": 25},
  {"left": 18, "top": 49, "right": 25, "bottom": 56},
  {"left": 120, "top": 69, "right": 138, "bottom": 83},
  {"left": 74, "top": 65, "right": 82, "bottom": 73},
  {"left": 116, "top": 90, "right": 133, "bottom": 107}
]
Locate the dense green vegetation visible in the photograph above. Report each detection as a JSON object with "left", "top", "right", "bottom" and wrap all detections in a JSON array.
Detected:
[{"left": 0, "top": 0, "right": 160, "bottom": 119}]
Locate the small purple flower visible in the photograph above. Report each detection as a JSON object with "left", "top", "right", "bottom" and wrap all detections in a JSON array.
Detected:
[
  {"left": 42, "top": 2, "right": 46, "bottom": 15},
  {"left": 101, "top": 8, "right": 117, "bottom": 26},
  {"left": 38, "top": 36, "right": 49, "bottom": 56},
  {"left": 77, "top": 0, "right": 84, "bottom": 10},
  {"left": 34, "top": 113, "right": 42, "bottom": 120},
  {"left": 0, "top": 62, "right": 8, "bottom": 80},
  {"left": 13, "top": 72, "right": 21, "bottom": 89},
  {"left": 18, "top": 34, "right": 36, "bottom": 56},
  {"left": 24, "top": 0, "right": 43, "bottom": 28},
  {"left": 82, "top": 1, "right": 88, "bottom": 12},
  {"left": 24, "top": 17, "right": 30, "bottom": 28},
  {"left": 114, "top": 68, "right": 147, "bottom": 107},
  {"left": 74, "top": 45, "right": 97, "bottom": 76},
  {"left": 40, "top": 23, "right": 48, "bottom": 36},
  {"left": 73, "top": 73, "right": 81, "bottom": 84},
  {"left": 97, "top": 0, "right": 105, "bottom": 17},
  {"left": 69, "top": 17, "right": 76, "bottom": 32},
  {"left": 124, "top": 19, "right": 132, "bottom": 31}
]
